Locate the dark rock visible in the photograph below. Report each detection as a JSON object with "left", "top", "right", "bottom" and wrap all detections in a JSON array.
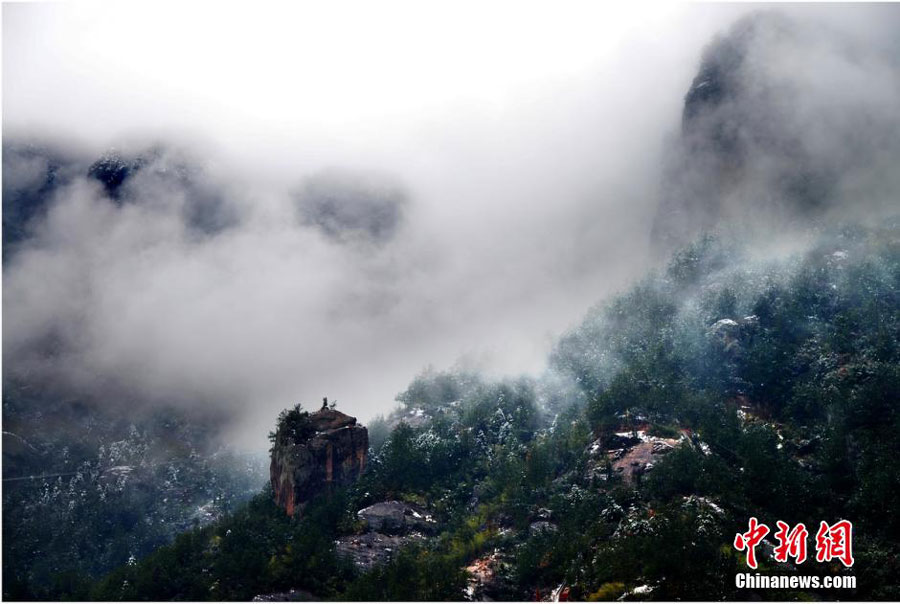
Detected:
[
  {"left": 651, "top": 10, "right": 896, "bottom": 247},
  {"left": 334, "top": 501, "right": 439, "bottom": 570},
  {"left": 528, "top": 521, "right": 557, "bottom": 535},
  {"left": 708, "top": 318, "right": 741, "bottom": 353},
  {"left": 357, "top": 500, "right": 437, "bottom": 535},
  {"left": 358, "top": 501, "right": 406, "bottom": 534},
  {"left": 87, "top": 152, "right": 145, "bottom": 200},
  {"left": 605, "top": 433, "right": 640, "bottom": 449},
  {"left": 270, "top": 408, "right": 368, "bottom": 517},
  {"left": 334, "top": 531, "right": 426, "bottom": 571},
  {"left": 708, "top": 316, "right": 761, "bottom": 355}
]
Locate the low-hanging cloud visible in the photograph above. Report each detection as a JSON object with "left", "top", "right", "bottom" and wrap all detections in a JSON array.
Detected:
[
  {"left": 4, "top": 3, "right": 898, "bottom": 448},
  {"left": 294, "top": 169, "right": 408, "bottom": 245}
]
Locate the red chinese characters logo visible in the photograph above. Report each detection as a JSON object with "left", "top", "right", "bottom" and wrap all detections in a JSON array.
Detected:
[
  {"left": 815, "top": 520, "right": 854, "bottom": 568},
  {"left": 733, "top": 516, "right": 769, "bottom": 569},
  {"left": 734, "top": 519, "right": 854, "bottom": 568},
  {"left": 773, "top": 521, "right": 808, "bottom": 564}
]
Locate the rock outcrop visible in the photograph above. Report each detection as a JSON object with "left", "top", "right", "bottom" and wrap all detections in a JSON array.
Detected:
[
  {"left": 270, "top": 408, "right": 368, "bottom": 517},
  {"left": 357, "top": 500, "right": 436, "bottom": 534},
  {"left": 464, "top": 550, "right": 517, "bottom": 601},
  {"left": 335, "top": 500, "right": 440, "bottom": 571},
  {"left": 585, "top": 429, "right": 681, "bottom": 485},
  {"left": 335, "top": 531, "right": 426, "bottom": 572}
]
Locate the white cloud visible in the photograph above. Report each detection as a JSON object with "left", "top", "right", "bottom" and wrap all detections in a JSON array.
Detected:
[{"left": 5, "top": 2, "right": 896, "bottom": 449}]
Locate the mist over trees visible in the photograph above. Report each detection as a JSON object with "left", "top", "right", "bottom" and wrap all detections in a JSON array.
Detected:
[
  {"left": 3, "top": 3, "right": 900, "bottom": 601},
  {"left": 57, "top": 222, "right": 900, "bottom": 601}
]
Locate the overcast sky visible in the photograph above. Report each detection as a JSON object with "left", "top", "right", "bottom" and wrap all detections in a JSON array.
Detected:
[{"left": 8, "top": 1, "right": 878, "bottom": 449}]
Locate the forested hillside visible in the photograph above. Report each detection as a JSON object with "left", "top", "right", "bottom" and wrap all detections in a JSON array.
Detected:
[
  {"left": 5, "top": 6, "right": 899, "bottom": 601},
  {"left": 2, "top": 389, "right": 267, "bottom": 600},
  {"left": 81, "top": 222, "right": 899, "bottom": 601}
]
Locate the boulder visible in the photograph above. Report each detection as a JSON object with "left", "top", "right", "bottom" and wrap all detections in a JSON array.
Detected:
[
  {"left": 357, "top": 500, "right": 436, "bottom": 535},
  {"left": 529, "top": 521, "right": 557, "bottom": 535}
]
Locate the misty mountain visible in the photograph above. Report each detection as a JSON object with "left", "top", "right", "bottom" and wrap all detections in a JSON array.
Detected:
[
  {"left": 88, "top": 148, "right": 240, "bottom": 236},
  {"left": 294, "top": 169, "right": 408, "bottom": 245},
  {"left": 2, "top": 143, "right": 240, "bottom": 258},
  {"left": 87, "top": 152, "right": 146, "bottom": 200},
  {"left": 3, "top": 5, "right": 899, "bottom": 602},
  {"left": 73, "top": 219, "right": 900, "bottom": 601},
  {"left": 2, "top": 143, "right": 82, "bottom": 259},
  {"left": 653, "top": 11, "right": 900, "bottom": 247}
]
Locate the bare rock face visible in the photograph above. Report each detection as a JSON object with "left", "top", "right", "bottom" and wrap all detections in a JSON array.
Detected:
[
  {"left": 335, "top": 531, "right": 426, "bottom": 572},
  {"left": 270, "top": 408, "right": 368, "bottom": 516},
  {"left": 357, "top": 500, "right": 437, "bottom": 535},
  {"left": 334, "top": 501, "right": 440, "bottom": 571},
  {"left": 651, "top": 10, "right": 900, "bottom": 248}
]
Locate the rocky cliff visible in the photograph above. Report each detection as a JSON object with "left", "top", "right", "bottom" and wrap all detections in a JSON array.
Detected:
[
  {"left": 651, "top": 10, "right": 900, "bottom": 247},
  {"left": 269, "top": 407, "right": 368, "bottom": 516}
]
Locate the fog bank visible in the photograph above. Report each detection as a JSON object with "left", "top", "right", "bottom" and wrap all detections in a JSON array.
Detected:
[{"left": 5, "top": 2, "right": 897, "bottom": 448}]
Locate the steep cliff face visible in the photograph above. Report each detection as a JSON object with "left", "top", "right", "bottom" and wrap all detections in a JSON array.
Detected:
[
  {"left": 269, "top": 408, "right": 368, "bottom": 516},
  {"left": 653, "top": 12, "right": 811, "bottom": 246},
  {"left": 652, "top": 10, "right": 900, "bottom": 247}
]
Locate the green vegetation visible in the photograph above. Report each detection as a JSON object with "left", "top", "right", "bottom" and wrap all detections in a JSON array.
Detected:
[
  {"left": 2, "top": 406, "right": 266, "bottom": 601},
  {"left": 38, "top": 223, "right": 900, "bottom": 600},
  {"left": 91, "top": 488, "right": 355, "bottom": 601},
  {"left": 268, "top": 403, "right": 314, "bottom": 450}
]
